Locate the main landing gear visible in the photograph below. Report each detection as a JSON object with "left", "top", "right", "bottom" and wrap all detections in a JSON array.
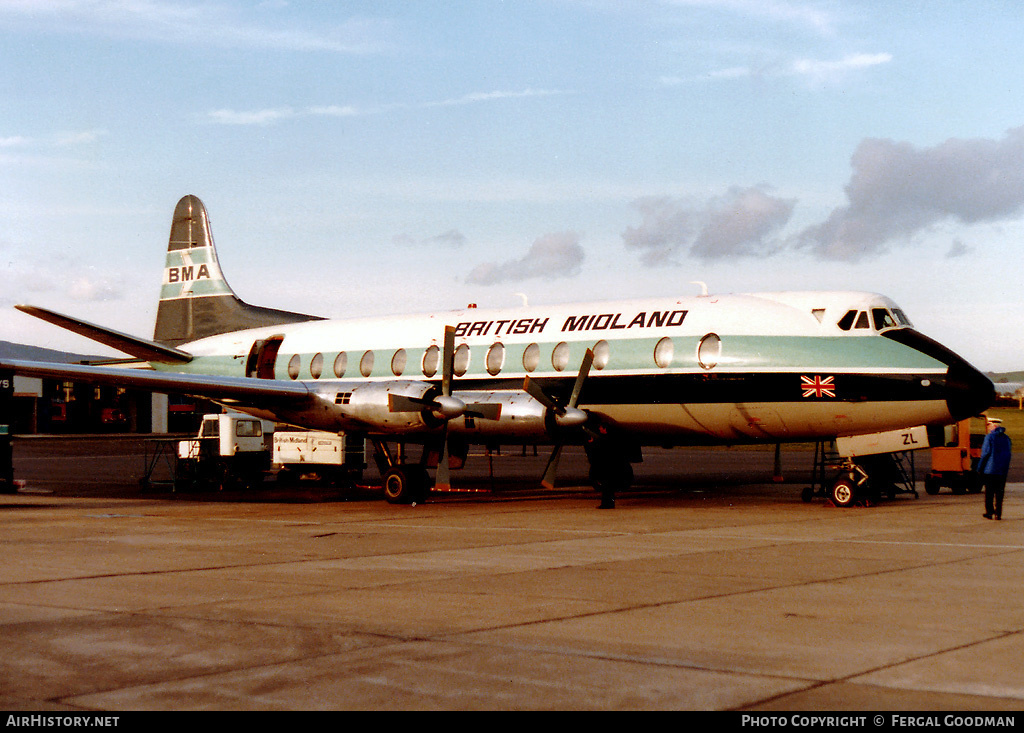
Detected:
[
  {"left": 381, "top": 464, "right": 430, "bottom": 504},
  {"left": 372, "top": 438, "right": 468, "bottom": 504}
]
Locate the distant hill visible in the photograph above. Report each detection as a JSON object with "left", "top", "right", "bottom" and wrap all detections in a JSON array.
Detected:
[
  {"left": 989, "top": 372, "right": 1024, "bottom": 383},
  {"left": 0, "top": 340, "right": 100, "bottom": 364}
]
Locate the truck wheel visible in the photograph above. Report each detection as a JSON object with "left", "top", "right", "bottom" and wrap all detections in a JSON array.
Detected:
[
  {"left": 924, "top": 476, "right": 940, "bottom": 495},
  {"left": 831, "top": 476, "right": 857, "bottom": 508}
]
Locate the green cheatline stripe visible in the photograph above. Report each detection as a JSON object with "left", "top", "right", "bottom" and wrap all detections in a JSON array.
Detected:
[
  {"left": 164, "top": 248, "right": 216, "bottom": 265},
  {"left": 160, "top": 280, "right": 233, "bottom": 299},
  {"left": 165, "top": 334, "right": 944, "bottom": 380}
]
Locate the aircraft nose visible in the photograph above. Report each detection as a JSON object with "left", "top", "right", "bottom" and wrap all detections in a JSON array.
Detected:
[
  {"left": 944, "top": 361, "right": 996, "bottom": 421},
  {"left": 883, "top": 329, "right": 995, "bottom": 421}
]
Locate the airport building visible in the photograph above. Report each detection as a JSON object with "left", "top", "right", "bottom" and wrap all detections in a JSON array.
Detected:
[{"left": 8, "top": 374, "right": 207, "bottom": 435}]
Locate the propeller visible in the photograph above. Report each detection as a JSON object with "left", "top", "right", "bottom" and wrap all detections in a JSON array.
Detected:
[
  {"left": 523, "top": 348, "right": 593, "bottom": 488},
  {"left": 386, "top": 326, "right": 502, "bottom": 490},
  {"left": 434, "top": 326, "right": 457, "bottom": 490}
]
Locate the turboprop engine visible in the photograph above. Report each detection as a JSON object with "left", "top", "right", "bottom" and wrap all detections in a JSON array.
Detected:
[{"left": 444, "top": 390, "right": 587, "bottom": 440}]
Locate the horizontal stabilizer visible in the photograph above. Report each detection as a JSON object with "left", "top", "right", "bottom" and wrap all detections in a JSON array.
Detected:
[{"left": 16, "top": 305, "right": 193, "bottom": 364}]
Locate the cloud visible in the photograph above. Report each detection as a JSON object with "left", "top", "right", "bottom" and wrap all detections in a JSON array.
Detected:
[
  {"left": 789, "top": 52, "right": 892, "bottom": 81},
  {"left": 0, "top": 130, "right": 103, "bottom": 148},
  {"left": 683, "top": 52, "right": 891, "bottom": 86},
  {"left": 423, "top": 89, "right": 567, "bottom": 108},
  {"left": 68, "top": 275, "right": 121, "bottom": 302},
  {"left": 466, "top": 232, "right": 585, "bottom": 285},
  {"left": 207, "top": 89, "right": 569, "bottom": 126},
  {"left": 947, "top": 239, "right": 971, "bottom": 258},
  {"left": 207, "top": 107, "right": 297, "bottom": 126},
  {"left": 622, "top": 186, "right": 796, "bottom": 264},
  {"left": 793, "top": 126, "right": 1024, "bottom": 260},
  {"left": 660, "top": 0, "right": 838, "bottom": 35},
  {"left": 0, "top": 0, "right": 391, "bottom": 54},
  {"left": 392, "top": 229, "right": 467, "bottom": 248}
]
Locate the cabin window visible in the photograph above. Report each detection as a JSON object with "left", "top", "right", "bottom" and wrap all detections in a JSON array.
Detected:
[
  {"left": 523, "top": 343, "right": 540, "bottom": 372},
  {"left": 872, "top": 308, "right": 898, "bottom": 331},
  {"left": 310, "top": 352, "right": 323, "bottom": 379},
  {"left": 697, "top": 333, "right": 720, "bottom": 370},
  {"left": 359, "top": 350, "right": 374, "bottom": 377},
  {"left": 654, "top": 337, "right": 674, "bottom": 369},
  {"left": 287, "top": 354, "right": 301, "bottom": 380},
  {"left": 422, "top": 344, "right": 439, "bottom": 377},
  {"left": 391, "top": 349, "right": 407, "bottom": 376},
  {"left": 335, "top": 392, "right": 351, "bottom": 405},
  {"left": 593, "top": 340, "right": 610, "bottom": 370},
  {"left": 333, "top": 352, "right": 347, "bottom": 378},
  {"left": 552, "top": 342, "right": 570, "bottom": 372},
  {"left": 854, "top": 311, "right": 870, "bottom": 329},
  {"left": 837, "top": 310, "right": 857, "bottom": 331},
  {"left": 486, "top": 343, "right": 504, "bottom": 376},
  {"left": 454, "top": 344, "right": 470, "bottom": 377}
]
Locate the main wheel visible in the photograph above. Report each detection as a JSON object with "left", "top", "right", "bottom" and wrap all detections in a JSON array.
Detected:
[
  {"left": 382, "top": 467, "right": 427, "bottom": 504},
  {"left": 831, "top": 476, "right": 857, "bottom": 508}
]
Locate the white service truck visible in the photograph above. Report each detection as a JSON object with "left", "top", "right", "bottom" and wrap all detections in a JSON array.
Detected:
[
  {"left": 273, "top": 430, "right": 368, "bottom": 485},
  {"left": 176, "top": 413, "right": 274, "bottom": 491}
]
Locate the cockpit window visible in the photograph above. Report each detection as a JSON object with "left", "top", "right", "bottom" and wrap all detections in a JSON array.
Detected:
[
  {"left": 872, "top": 308, "right": 898, "bottom": 331},
  {"left": 892, "top": 309, "right": 912, "bottom": 327},
  {"left": 837, "top": 310, "right": 857, "bottom": 331},
  {"left": 854, "top": 311, "right": 870, "bottom": 329}
]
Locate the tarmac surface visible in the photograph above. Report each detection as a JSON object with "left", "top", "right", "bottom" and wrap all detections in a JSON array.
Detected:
[{"left": 3, "top": 437, "right": 1024, "bottom": 711}]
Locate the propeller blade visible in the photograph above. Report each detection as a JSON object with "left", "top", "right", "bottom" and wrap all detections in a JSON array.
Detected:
[
  {"left": 441, "top": 325, "right": 455, "bottom": 397},
  {"left": 523, "top": 375, "right": 562, "bottom": 415},
  {"left": 465, "top": 402, "right": 502, "bottom": 421},
  {"left": 541, "top": 444, "right": 563, "bottom": 489},
  {"left": 568, "top": 349, "right": 594, "bottom": 408},
  {"left": 388, "top": 394, "right": 429, "bottom": 413},
  {"left": 435, "top": 431, "right": 452, "bottom": 491}
]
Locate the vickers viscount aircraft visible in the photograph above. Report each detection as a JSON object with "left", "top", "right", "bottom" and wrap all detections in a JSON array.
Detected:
[{"left": 1, "top": 195, "right": 995, "bottom": 505}]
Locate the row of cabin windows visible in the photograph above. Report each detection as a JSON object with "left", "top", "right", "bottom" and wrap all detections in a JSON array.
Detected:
[{"left": 284, "top": 335, "right": 716, "bottom": 380}]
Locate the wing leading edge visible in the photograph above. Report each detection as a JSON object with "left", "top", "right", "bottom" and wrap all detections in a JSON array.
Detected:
[{"left": 0, "top": 358, "right": 316, "bottom": 411}]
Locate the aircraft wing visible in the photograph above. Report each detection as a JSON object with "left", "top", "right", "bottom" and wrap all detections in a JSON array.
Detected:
[
  {"left": 15, "top": 305, "right": 194, "bottom": 364},
  {"left": 0, "top": 359, "right": 316, "bottom": 409}
]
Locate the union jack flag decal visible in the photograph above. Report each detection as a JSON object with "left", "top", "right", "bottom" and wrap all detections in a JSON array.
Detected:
[{"left": 801, "top": 375, "right": 836, "bottom": 398}]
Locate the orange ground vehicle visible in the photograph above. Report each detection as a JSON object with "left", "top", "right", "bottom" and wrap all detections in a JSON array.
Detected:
[{"left": 924, "top": 415, "right": 987, "bottom": 495}]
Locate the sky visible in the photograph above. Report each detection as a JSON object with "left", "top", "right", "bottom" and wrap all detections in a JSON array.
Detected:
[{"left": 2, "top": 0, "right": 1024, "bottom": 371}]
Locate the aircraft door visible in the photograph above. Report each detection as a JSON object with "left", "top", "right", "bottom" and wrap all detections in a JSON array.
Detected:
[{"left": 245, "top": 335, "right": 285, "bottom": 379}]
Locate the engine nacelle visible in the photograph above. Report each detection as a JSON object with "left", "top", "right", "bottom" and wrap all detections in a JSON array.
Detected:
[
  {"left": 447, "top": 390, "right": 559, "bottom": 440},
  {"left": 285, "top": 381, "right": 443, "bottom": 435}
]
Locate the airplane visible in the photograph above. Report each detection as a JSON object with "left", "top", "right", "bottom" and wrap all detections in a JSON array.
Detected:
[{"left": 1, "top": 195, "right": 995, "bottom": 506}]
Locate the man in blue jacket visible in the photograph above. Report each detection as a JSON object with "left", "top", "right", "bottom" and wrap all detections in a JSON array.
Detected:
[{"left": 979, "top": 417, "right": 1012, "bottom": 520}]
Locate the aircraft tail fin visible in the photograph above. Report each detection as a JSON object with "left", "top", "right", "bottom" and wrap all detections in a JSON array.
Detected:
[{"left": 154, "top": 195, "right": 322, "bottom": 346}]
